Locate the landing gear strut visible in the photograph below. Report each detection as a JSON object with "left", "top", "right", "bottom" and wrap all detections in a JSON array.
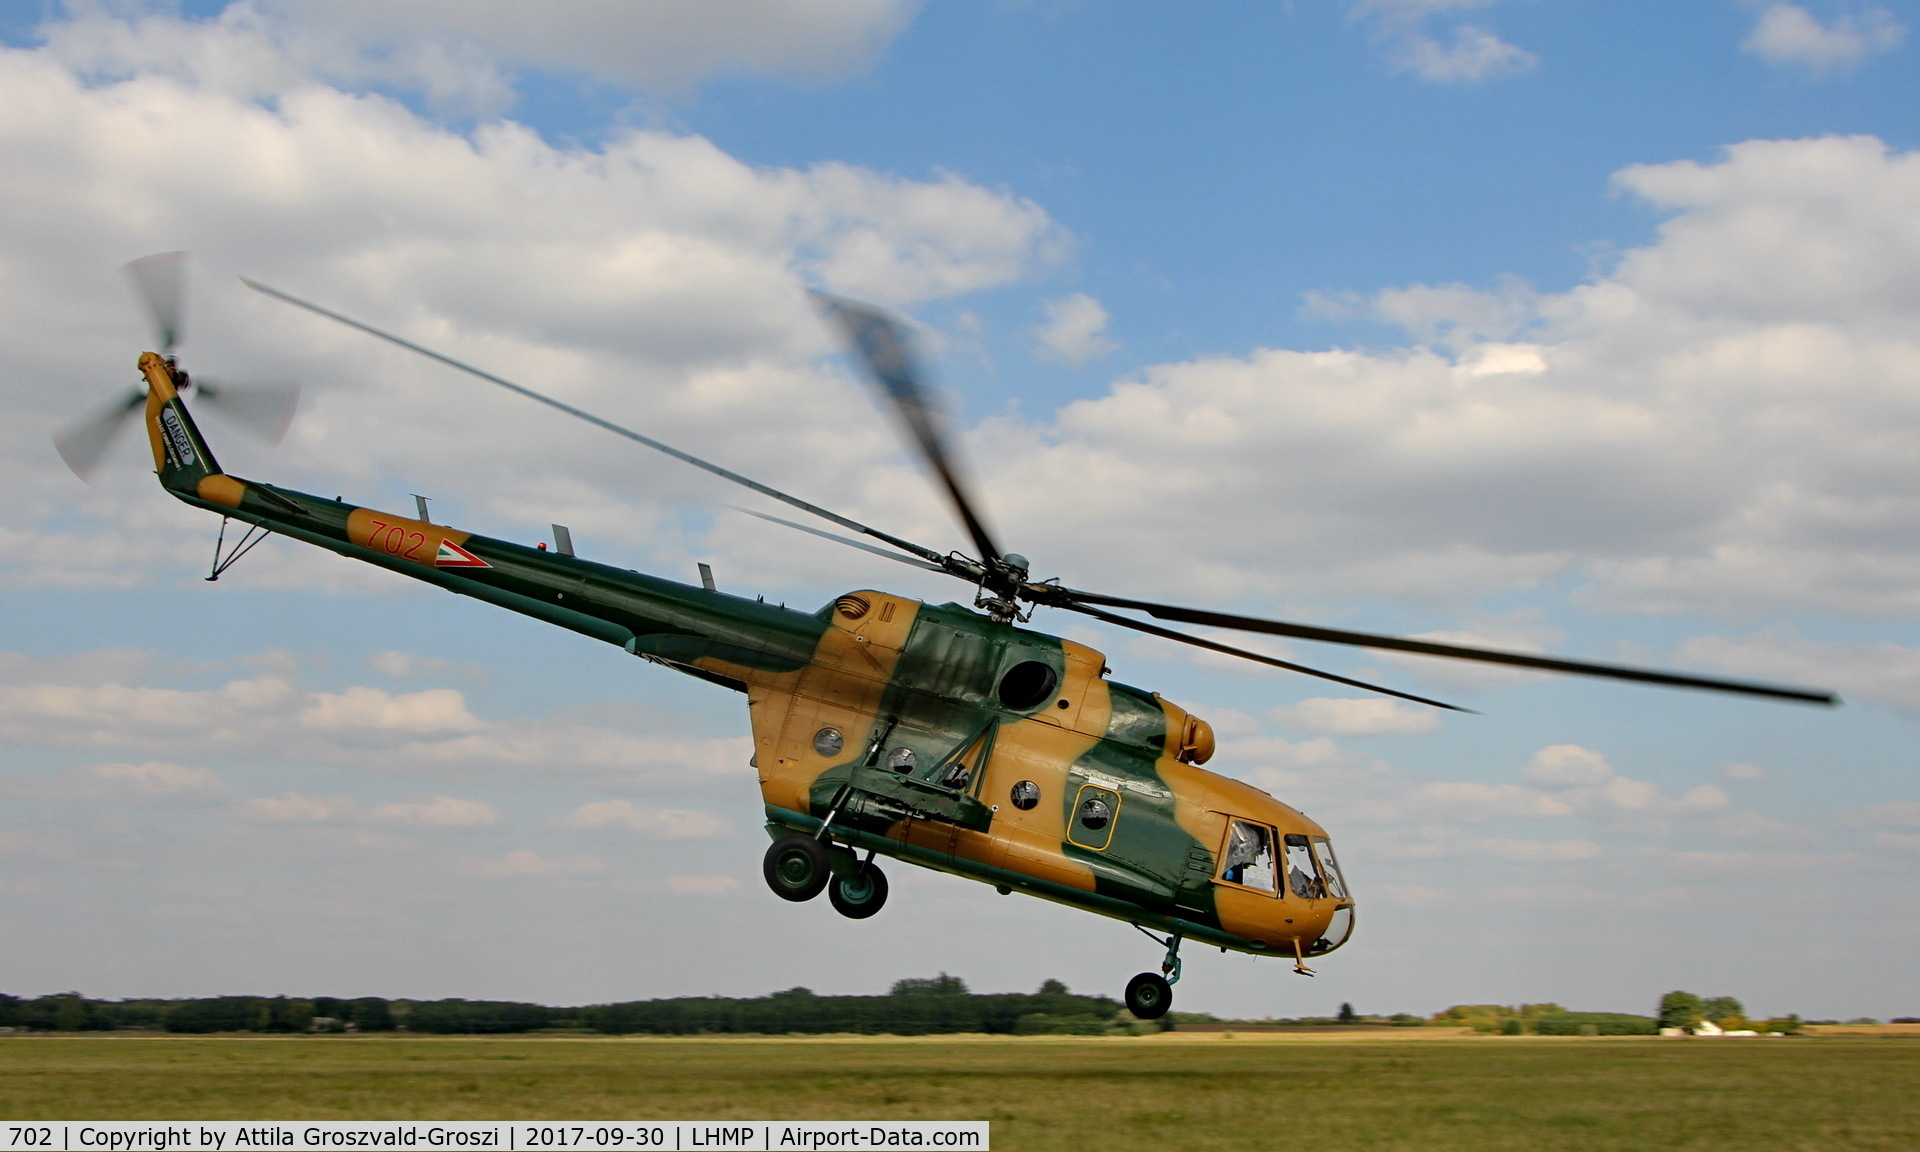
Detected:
[{"left": 1125, "top": 928, "right": 1182, "bottom": 1020}]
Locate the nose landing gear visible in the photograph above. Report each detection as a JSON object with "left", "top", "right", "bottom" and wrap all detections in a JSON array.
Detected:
[{"left": 1125, "top": 928, "right": 1183, "bottom": 1020}]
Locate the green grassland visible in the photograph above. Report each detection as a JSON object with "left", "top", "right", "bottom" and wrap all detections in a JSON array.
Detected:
[{"left": 3, "top": 1034, "right": 1917, "bottom": 1151}]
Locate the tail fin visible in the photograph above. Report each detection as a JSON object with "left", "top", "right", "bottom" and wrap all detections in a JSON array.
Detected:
[{"left": 138, "top": 352, "right": 223, "bottom": 492}]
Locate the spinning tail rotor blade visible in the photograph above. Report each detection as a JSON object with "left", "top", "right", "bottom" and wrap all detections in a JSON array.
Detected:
[
  {"left": 193, "top": 379, "right": 301, "bottom": 444},
  {"left": 125, "top": 252, "right": 188, "bottom": 354},
  {"left": 1061, "top": 600, "right": 1468, "bottom": 713},
  {"left": 814, "top": 293, "right": 1006, "bottom": 567},
  {"left": 53, "top": 388, "right": 145, "bottom": 480},
  {"left": 1052, "top": 588, "right": 1839, "bottom": 706},
  {"left": 243, "top": 277, "right": 957, "bottom": 572}
]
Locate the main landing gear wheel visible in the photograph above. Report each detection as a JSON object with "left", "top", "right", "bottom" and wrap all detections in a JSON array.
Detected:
[
  {"left": 827, "top": 863, "right": 889, "bottom": 919},
  {"left": 1126, "top": 972, "right": 1173, "bottom": 1020},
  {"left": 763, "top": 834, "right": 830, "bottom": 902}
]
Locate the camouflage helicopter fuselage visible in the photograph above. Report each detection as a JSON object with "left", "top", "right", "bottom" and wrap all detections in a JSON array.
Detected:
[{"left": 137, "top": 352, "right": 1356, "bottom": 966}]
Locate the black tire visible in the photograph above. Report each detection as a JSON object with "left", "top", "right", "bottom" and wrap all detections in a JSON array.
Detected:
[
  {"left": 1125, "top": 972, "right": 1173, "bottom": 1020},
  {"left": 763, "top": 834, "right": 830, "bottom": 902},
  {"left": 827, "top": 864, "right": 889, "bottom": 919}
]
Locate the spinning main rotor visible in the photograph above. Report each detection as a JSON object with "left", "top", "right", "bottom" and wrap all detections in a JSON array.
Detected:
[{"left": 217, "top": 277, "right": 1836, "bottom": 713}]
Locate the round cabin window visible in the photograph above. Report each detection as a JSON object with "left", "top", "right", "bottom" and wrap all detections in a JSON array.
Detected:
[
  {"left": 1077, "top": 797, "right": 1112, "bottom": 831},
  {"left": 812, "top": 727, "right": 844, "bottom": 757},
  {"left": 1010, "top": 780, "right": 1041, "bottom": 810},
  {"left": 998, "top": 660, "right": 1059, "bottom": 710},
  {"left": 887, "top": 747, "right": 917, "bottom": 772}
]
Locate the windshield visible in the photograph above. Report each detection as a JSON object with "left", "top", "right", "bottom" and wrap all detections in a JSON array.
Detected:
[
  {"left": 1311, "top": 837, "right": 1349, "bottom": 900},
  {"left": 1284, "top": 833, "right": 1325, "bottom": 899}
]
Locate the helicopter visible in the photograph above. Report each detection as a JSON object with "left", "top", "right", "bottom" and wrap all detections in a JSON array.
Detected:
[{"left": 54, "top": 255, "right": 1838, "bottom": 1020}]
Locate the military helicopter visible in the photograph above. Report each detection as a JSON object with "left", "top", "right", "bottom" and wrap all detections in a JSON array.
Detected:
[{"left": 56, "top": 255, "right": 1838, "bottom": 1020}]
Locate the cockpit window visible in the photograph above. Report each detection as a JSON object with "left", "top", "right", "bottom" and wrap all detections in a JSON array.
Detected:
[
  {"left": 1284, "top": 833, "right": 1325, "bottom": 899},
  {"left": 1219, "top": 821, "right": 1277, "bottom": 892},
  {"left": 1311, "top": 837, "right": 1349, "bottom": 900}
]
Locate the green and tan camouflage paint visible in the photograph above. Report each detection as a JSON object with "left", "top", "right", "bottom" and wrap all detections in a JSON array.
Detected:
[{"left": 139, "top": 353, "right": 1354, "bottom": 962}]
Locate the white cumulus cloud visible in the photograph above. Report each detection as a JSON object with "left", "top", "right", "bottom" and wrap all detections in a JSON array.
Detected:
[
  {"left": 18, "top": 760, "right": 232, "bottom": 803},
  {"left": 298, "top": 687, "right": 482, "bottom": 733},
  {"left": 462, "top": 849, "right": 603, "bottom": 878},
  {"left": 1032, "top": 293, "right": 1117, "bottom": 366},
  {"left": 1270, "top": 696, "right": 1443, "bottom": 736},
  {"left": 566, "top": 799, "right": 730, "bottom": 838},
  {"left": 0, "top": 649, "right": 754, "bottom": 785},
  {"left": 259, "top": 0, "right": 917, "bottom": 90},
  {"left": 366, "top": 651, "right": 485, "bottom": 682},
  {"left": 1676, "top": 628, "right": 1920, "bottom": 714},
  {"left": 238, "top": 791, "right": 359, "bottom": 823},
  {"left": 38, "top": 1, "right": 917, "bottom": 118},
  {"left": 1522, "top": 745, "right": 1730, "bottom": 816},
  {"left": 1743, "top": 4, "right": 1905, "bottom": 71},
  {"left": 968, "top": 135, "right": 1920, "bottom": 622},
  {"left": 0, "top": 13, "right": 1063, "bottom": 601},
  {"left": 1349, "top": 0, "right": 1536, "bottom": 83},
  {"left": 370, "top": 795, "right": 501, "bottom": 827}
]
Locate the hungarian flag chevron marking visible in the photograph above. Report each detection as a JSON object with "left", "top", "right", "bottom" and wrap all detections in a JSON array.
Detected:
[{"left": 434, "top": 540, "right": 491, "bottom": 568}]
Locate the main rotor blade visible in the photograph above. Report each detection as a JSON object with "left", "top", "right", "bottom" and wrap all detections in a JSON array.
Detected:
[
  {"left": 814, "top": 293, "right": 1006, "bottom": 567},
  {"left": 125, "top": 252, "right": 187, "bottom": 354},
  {"left": 1054, "top": 589, "right": 1839, "bottom": 706},
  {"left": 53, "top": 387, "right": 145, "bottom": 480},
  {"left": 729, "top": 506, "right": 948, "bottom": 573},
  {"left": 243, "top": 278, "right": 955, "bottom": 571},
  {"left": 1063, "top": 601, "right": 1469, "bottom": 713},
  {"left": 194, "top": 379, "right": 301, "bottom": 444}
]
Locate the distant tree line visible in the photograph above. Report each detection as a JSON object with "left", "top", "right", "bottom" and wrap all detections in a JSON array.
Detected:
[
  {"left": 1427, "top": 1002, "right": 1661, "bottom": 1035},
  {"left": 0, "top": 975, "right": 1133, "bottom": 1037},
  {"left": 1656, "top": 992, "right": 1802, "bottom": 1034},
  {"left": 1425, "top": 993, "right": 1807, "bottom": 1036},
  {"left": 0, "top": 993, "right": 417, "bottom": 1034},
  {"left": 1164, "top": 1003, "right": 1429, "bottom": 1028},
  {"left": 0, "top": 982, "right": 1830, "bottom": 1038},
  {"left": 585, "top": 976, "right": 1132, "bottom": 1036}
]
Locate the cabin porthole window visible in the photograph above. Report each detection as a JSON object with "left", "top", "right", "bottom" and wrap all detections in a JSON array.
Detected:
[
  {"left": 812, "top": 727, "right": 844, "bottom": 757},
  {"left": 1077, "top": 797, "right": 1112, "bottom": 831},
  {"left": 887, "top": 747, "right": 917, "bottom": 772},
  {"left": 1010, "top": 780, "right": 1041, "bottom": 810},
  {"left": 998, "top": 660, "right": 1059, "bottom": 710}
]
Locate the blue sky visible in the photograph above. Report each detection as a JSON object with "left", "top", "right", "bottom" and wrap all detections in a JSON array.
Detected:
[{"left": 2, "top": 0, "right": 1919, "bottom": 1023}]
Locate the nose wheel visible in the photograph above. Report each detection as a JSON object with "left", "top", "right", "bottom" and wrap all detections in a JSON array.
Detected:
[
  {"left": 1125, "top": 927, "right": 1183, "bottom": 1020},
  {"left": 1125, "top": 971, "right": 1172, "bottom": 1019}
]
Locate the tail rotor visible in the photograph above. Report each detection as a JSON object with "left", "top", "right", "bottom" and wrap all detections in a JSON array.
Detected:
[
  {"left": 126, "top": 250, "right": 188, "bottom": 356},
  {"left": 53, "top": 253, "right": 301, "bottom": 481}
]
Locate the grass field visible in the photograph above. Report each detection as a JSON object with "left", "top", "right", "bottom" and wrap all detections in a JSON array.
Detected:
[{"left": 3, "top": 1033, "right": 1918, "bottom": 1151}]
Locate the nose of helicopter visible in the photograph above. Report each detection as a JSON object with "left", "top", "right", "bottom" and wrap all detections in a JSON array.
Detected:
[
  {"left": 1296, "top": 833, "right": 1356, "bottom": 957},
  {"left": 1213, "top": 827, "right": 1357, "bottom": 959},
  {"left": 1312, "top": 902, "right": 1356, "bottom": 956}
]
